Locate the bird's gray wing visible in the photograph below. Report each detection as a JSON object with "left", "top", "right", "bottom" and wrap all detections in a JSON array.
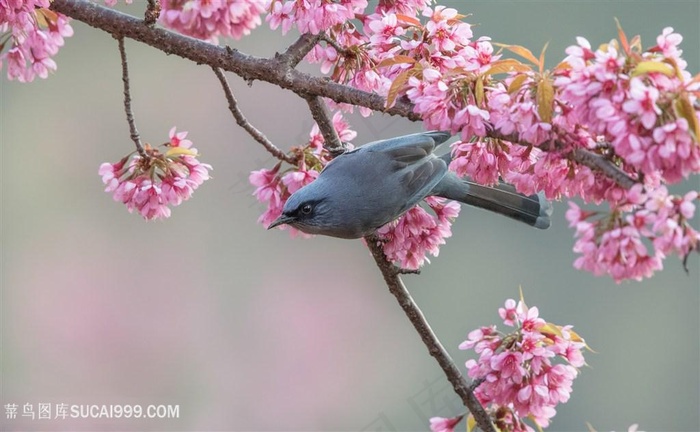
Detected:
[
  {"left": 362, "top": 131, "right": 451, "bottom": 154},
  {"left": 365, "top": 131, "right": 451, "bottom": 215}
]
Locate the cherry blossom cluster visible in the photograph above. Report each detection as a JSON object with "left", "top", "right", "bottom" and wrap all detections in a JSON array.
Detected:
[
  {"left": 157, "top": 0, "right": 266, "bottom": 42},
  {"left": 0, "top": 0, "right": 73, "bottom": 82},
  {"left": 270, "top": 3, "right": 700, "bottom": 280},
  {"left": 99, "top": 128, "right": 212, "bottom": 220},
  {"left": 301, "top": 4, "right": 493, "bottom": 120},
  {"left": 374, "top": 196, "right": 460, "bottom": 270},
  {"left": 434, "top": 26, "right": 700, "bottom": 199},
  {"left": 457, "top": 298, "right": 586, "bottom": 431},
  {"left": 249, "top": 111, "right": 354, "bottom": 237},
  {"left": 556, "top": 28, "right": 700, "bottom": 183},
  {"left": 266, "top": 0, "right": 368, "bottom": 36},
  {"left": 567, "top": 185, "right": 699, "bottom": 282}
]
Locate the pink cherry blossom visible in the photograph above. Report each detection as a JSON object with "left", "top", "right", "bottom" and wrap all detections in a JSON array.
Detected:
[
  {"left": 266, "top": 0, "right": 294, "bottom": 34},
  {"left": 429, "top": 415, "right": 464, "bottom": 432},
  {"left": 265, "top": 0, "right": 368, "bottom": 36},
  {"left": 104, "top": 0, "right": 133, "bottom": 6},
  {"left": 376, "top": 0, "right": 431, "bottom": 15},
  {"left": 160, "top": 0, "right": 266, "bottom": 42},
  {"left": 375, "top": 197, "right": 460, "bottom": 270},
  {"left": 622, "top": 78, "right": 661, "bottom": 130},
  {"left": 250, "top": 166, "right": 286, "bottom": 227},
  {"left": 499, "top": 299, "right": 518, "bottom": 326},
  {"left": 281, "top": 168, "right": 319, "bottom": 194}
]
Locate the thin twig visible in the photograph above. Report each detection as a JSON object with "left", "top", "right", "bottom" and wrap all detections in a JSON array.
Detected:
[
  {"left": 212, "top": 67, "right": 297, "bottom": 165},
  {"left": 276, "top": 33, "right": 322, "bottom": 68},
  {"left": 305, "top": 95, "right": 346, "bottom": 156},
  {"left": 364, "top": 236, "right": 496, "bottom": 432},
  {"left": 571, "top": 148, "right": 636, "bottom": 189},
  {"left": 320, "top": 33, "right": 349, "bottom": 55},
  {"left": 117, "top": 36, "right": 146, "bottom": 158},
  {"left": 144, "top": 0, "right": 160, "bottom": 26}
]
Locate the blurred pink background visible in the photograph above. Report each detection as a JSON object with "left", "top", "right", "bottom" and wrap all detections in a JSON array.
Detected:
[{"left": 2, "top": 1, "right": 699, "bottom": 431}]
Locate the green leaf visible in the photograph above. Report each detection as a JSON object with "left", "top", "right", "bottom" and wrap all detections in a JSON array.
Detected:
[
  {"left": 165, "top": 147, "right": 198, "bottom": 157},
  {"left": 377, "top": 55, "right": 416, "bottom": 69},
  {"left": 494, "top": 43, "right": 540, "bottom": 68},
  {"left": 385, "top": 69, "right": 412, "bottom": 108},
  {"left": 396, "top": 13, "right": 421, "bottom": 27},
  {"left": 466, "top": 414, "right": 476, "bottom": 432},
  {"left": 483, "top": 59, "right": 531, "bottom": 76},
  {"left": 507, "top": 74, "right": 529, "bottom": 95},
  {"left": 674, "top": 94, "right": 700, "bottom": 143},
  {"left": 536, "top": 76, "right": 554, "bottom": 123},
  {"left": 475, "top": 75, "right": 484, "bottom": 105},
  {"left": 35, "top": 8, "right": 58, "bottom": 29},
  {"left": 538, "top": 41, "right": 549, "bottom": 74},
  {"left": 614, "top": 17, "right": 630, "bottom": 56},
  {"left": 631, "top": 61, "right": 675, "bottom": 78}
]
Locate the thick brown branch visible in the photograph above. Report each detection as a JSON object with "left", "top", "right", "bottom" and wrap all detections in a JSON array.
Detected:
[
  {"left": 364, "top": 237, "right": 495, "bottom": 432},
  {"left": 305, "top": 95, "right": 346, "bottom": 156},
  {"left": 50, "top": 0, "right": 419, "bottom": 120},
  {"left": 212, "top": 67, "right": 297, "bottom": 165},
  {"left": 117, "top": 36, "right": 146, "bottom": 158}
]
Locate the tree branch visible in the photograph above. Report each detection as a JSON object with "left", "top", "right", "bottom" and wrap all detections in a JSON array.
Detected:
[
  {"left": 211, "top": 67, "right": 297, "bottom": 165},
  {"left": 117, "top": 36, "right": 146, "bottom": 158},
  {"left": 276, "top": 33, "right": 322, "bottom": 68},
  {"left": 51, "top": 0, "right": 637, "bottom": 191},
  {"left": 305, "top": 95, "right": 346, "bottom": 156},
  {"left": 50, "top": 0, "right": 419, "bottom": 120},
  {"left": 364, "top": 237, "right": 495, "bottom": 432}
]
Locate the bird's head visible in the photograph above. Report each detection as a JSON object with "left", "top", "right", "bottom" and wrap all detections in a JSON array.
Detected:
[{"left": 267, "top": 182, "right": 333, "bottom": 235}]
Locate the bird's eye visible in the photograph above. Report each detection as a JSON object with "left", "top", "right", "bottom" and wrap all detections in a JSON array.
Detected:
[{"left": 300, "top": 204, "right": 313, "bottom": 215}]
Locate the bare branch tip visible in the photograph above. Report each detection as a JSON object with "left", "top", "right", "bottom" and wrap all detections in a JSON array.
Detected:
[
  {"left": 144, "top": 0, "right": 161, "bottom": 27},
  {"left": 212, "top": 67, "right": 296, "bottom": 165}
]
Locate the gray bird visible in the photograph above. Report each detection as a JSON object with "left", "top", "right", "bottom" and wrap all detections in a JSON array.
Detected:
[{"left": 268, "top": 131, "right": 552, "bottom": 239}]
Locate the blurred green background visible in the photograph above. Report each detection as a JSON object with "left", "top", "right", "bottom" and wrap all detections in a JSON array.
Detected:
[{"left": 2, "top": 1, "right": 699, "bottom": 431}]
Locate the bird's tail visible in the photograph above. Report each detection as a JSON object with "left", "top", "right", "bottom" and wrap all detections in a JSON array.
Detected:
[{"left": 435, "top": 173, "right": 552, "bottom": 229}]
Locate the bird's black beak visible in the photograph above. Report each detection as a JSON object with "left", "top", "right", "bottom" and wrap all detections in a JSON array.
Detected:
[{"left": 268, "top": 214, "right": 295, "bottom": 230}]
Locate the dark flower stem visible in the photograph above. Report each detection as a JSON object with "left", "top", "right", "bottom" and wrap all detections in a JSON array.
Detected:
[{"left": 116, "top": 36, "right": 146, "bottom": 159}]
